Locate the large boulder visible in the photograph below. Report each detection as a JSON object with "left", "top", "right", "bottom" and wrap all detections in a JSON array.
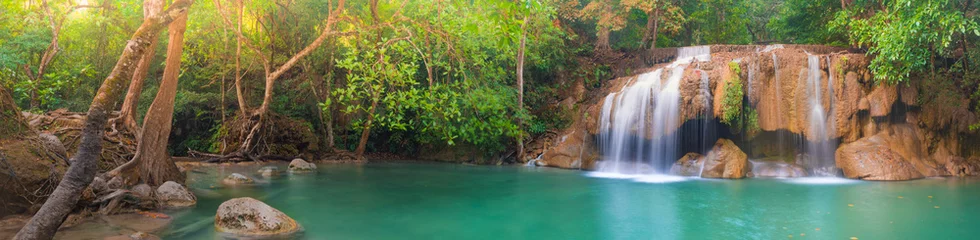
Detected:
[
  {"left": 700, "top": 139, "right": 749, "bottom": 179},
  {"left": 222, "top": 173, "right": 255, "bottom": 185},
  {"left": 215, "top": 197, "right": 302, "bottom": 237},
  {"left": 670, "top": 153, "right": 705, "bottom": 176},
  {"left": 156, "top": 181, "right": 197, "bottom": 208},
  {"left": 0, "top": 138, "right": 67, "bottom": 216},
  {"left": 288, "top": 159, "right": 317, "bottom": 173},
  {"left": 836, "top": 134, "right": 924, "bottom": 181}
]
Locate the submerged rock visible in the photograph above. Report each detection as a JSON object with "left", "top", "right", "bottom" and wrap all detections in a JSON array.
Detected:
[
  {"left": 104, "top": 232, "right": 161, "bottom": 240},
  {"left": 670, "top": 153, "right": 705, "bottom": 176},
  {"left": 156, "top": 181, "right": 197, "bottom": 208},
  {"left": 288, "top": 159, "right": 317, "bottom": 173},
  {"left": 257, "top": 166, "right": 281, "bottom": 178},
  {"left": 700, "top": 139, "right": 749, "bottom": 179},
  {"left": 222, "top": 173, "right": 255, "bottom": 185},
  {"left": 103, "top": 213, "right": 173, "bottom": 233},
  {"left": 215, "top": 197, "right": 302, "bottom": 237}
]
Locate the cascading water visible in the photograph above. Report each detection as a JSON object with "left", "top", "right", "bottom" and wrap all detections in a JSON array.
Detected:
[
  {"left": 697, "top": 69, "right": 714, "bottom": 177},
  {"left": 804, "top": 55, "right": 838, "bottom": 176},
  {"left": 597, "top": 46, "right": 710, "bottom": 175}
]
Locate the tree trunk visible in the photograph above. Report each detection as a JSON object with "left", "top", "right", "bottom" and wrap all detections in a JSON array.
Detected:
[
  {"left": 129, "top": 11, "right": 190, "bottom": 186},
  {"left": 649, "top": 8, "right": 660, "bottom": 50},
  {"left": 14, "top": 2, "right": 192, "bottom": 239},
  {"left": 234, "top": 0, "right": 248, "bottom": 116},
  {"left": 596, "top": 25, "right": 611, "bottom": 53},
  {"left": 117, "top": 0, "right": 165, "bottom": 132},
  {"left": 26, "top": 0, "right": 64, "bottom": 110},
  {"left": 516, "top": 15, "right": 528, "bottom": 162},
  {"left": 1, "top": 85, "right": 31, "bottom": 139},
  {"left": 240, "top": 0, "right": 346, "bottom": 153},
  {"left": 354, "top": 98, "right": 378, "bottom": 157}
]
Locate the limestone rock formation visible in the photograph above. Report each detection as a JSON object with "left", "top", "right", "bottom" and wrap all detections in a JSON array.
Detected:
[
  {"left": 539, "top": 113, "right": 599, "bottom": 169},
  {"left": 670, "top": 153, "right": 705, "bottom": 176},
  {"left": 700, "top": 139, "right": 749, "bottom": 179},
  {"left": 750, "top": 160, "right": 807, "bottom": 178},
  {"left": 288, "top": 159, "right": 317, "bottom": 173},
  {"left": 215, "top": 197, "right": 302, "bottom": 237},
  {"left": 156, "top": 181, "right": 197, "bottom": 208},
  {"left": 836, "top": 135, "right": 924, "bottom": 181}
]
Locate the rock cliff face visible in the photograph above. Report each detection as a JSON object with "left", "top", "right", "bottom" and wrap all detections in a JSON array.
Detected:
[{"left": 538, "top": 45, "right": 980, "bottom": 180}]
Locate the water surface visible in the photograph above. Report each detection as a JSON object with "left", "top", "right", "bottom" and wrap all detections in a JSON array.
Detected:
[{"left": 164, "top": 162, "right": 980, "bottom": 239}]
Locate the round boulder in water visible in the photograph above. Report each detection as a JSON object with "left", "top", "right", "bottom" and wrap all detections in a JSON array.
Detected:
[
  {"left": 257, "top": 166, "right": 281, "bottom": 178},
  {"left": 288, "top": 159, "right": 317, "bottom": 173},
  {"left": 222, "top": 173, "right": 255, "bottom": 185},
  {"left": 215, "top": 197, "right": 302, "bottom": 237},
  {"left": 700, "top": 139, "right": 749, "bottom": 179},
  {"left": 156, "top": 181, "right": 197, "bottom": 208}
]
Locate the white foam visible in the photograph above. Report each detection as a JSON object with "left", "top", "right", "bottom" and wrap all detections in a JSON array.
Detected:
[
  {"left": 586, "top": 172, "right": 636, "bottom": 179},
  {"left": 586, "top": 172, "right": 689, "bottom": 184},
  {"left": 783, "top": 177, "right": 859, "bottom": 185},
  {"left": 633, "top": 174, "right": 689, "bottom": 183}
]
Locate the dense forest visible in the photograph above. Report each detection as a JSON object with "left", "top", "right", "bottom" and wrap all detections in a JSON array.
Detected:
[
  {"left": 2, "top": 0, "right": 980, "bottom": 239},
  {"left": 2, "top": 0, "right": 978, "bottom": 161}
]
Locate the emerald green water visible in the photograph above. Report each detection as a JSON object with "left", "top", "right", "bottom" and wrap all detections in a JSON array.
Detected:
[{"left": 163, "top": 162, "right": 980, "bottom": 239}]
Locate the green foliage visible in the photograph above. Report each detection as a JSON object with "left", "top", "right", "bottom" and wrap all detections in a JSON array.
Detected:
[
  {"left": 767, "top": 0, "right": 846, "bottom": 45},
  {"left": 831, "top": 0, "right": 979, "bottom": 84},
  {"left": 721, "top": 62, "right": 744, "bottom": 126},
  {"left": 687, "top": 0, "right": 752, "bottom": 45}
]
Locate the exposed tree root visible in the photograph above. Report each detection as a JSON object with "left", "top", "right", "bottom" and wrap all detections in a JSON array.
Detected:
[{"left": 24, "top": 110, "right": 137, "bottom": 172}]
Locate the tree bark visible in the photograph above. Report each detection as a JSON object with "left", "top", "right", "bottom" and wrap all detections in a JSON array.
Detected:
[
  {"left": 14, "top": 1, "right": 192, "bottom": 239},
  {"left": 117, "top": 0, "right": 165, "bottom": 132},
  {"left": 234, "top": 0, "right": 248, "bottom": 116},
  {"left": 516, "top": 15, "right": 528, "bottom": 161},
  {"left": 354, "top": 98, "right": 378, "bottom": 157},
  {"left": 121, "top": 11, "right": 190, "bottom": 186}
]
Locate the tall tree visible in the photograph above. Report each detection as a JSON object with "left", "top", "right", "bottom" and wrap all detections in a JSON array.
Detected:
[
  {"left": 516, "top": 12, "right": 529, "bottom": 161},
  {"left": 213, "top": 0, "right": 346, "bottom": 155},
  {"left": 109, "top": 7, "right": 191, "bottom": 186},
  {"left": 115, "top": 0, "right": 165, "bottom": 133},
  {"left": 14, "top": 1, "right": 193, "bottom": 239},
  {"left": 636, "top": 0, "right": 685, "bottom": 49},
  {"left": 21, "top": 0, "right": 105, "bottom": 109}
]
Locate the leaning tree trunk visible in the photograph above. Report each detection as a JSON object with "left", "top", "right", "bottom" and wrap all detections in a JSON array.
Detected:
[
  {"left": 114, "top": 11, "right": 190, "bottom": 186},
  {"left": 116, "top": 0, "right": 165, "bottom": 132},
  {"left": 238, "top": 0, "right": 346, "bottom": 154},
  {"left": 14, "top": 2, "right": 192, "bottom": 239}
]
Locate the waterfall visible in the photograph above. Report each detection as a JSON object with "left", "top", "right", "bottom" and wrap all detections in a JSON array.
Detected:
[
  {"left": 804, "top": 55, "right": 838, "bottom": 176},
  {"left": 597, "top": 46, "right": 710, "bottom": 175}
]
